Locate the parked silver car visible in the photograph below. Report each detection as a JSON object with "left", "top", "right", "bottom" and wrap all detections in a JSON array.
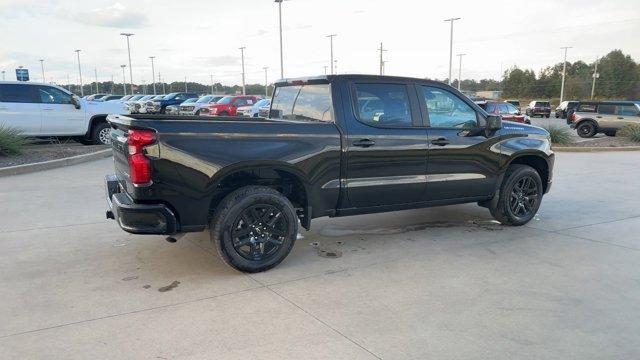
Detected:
[
  {"left": 568, "top": 101, "right": 640, "bottom": 137},
  {"left": 130, "top": 95, "right": 156, "bottom": 114},
  {"left": 123, "top": 95, "right": 146, "bottom": 112},
  {"left": 180, "top": 95, "right": 225, "bottom": 115},
  {"left": 144, "top": 95, "right": 167, "bottom": 113}
]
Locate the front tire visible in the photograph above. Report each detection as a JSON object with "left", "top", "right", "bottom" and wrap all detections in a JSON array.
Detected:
[
  {"left": 91, "top": 122, "right": 111, "bottom": 145},
  {"left": 577, "top": 121, "right": 597, "bottom": 138},
  {"left": 209, "top": 186, "right": 298, "bottom": 273},
  {"left": 489, "top": 164, "right": 543, "bottom": 226}
]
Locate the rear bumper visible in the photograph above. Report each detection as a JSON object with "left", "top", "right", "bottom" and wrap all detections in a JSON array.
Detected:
[{"left": 105, "top": 174, "right": 178, "bottom": 234}]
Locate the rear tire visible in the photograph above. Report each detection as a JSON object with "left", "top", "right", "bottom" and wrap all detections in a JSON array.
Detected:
[
  {"left": 577, "top": 121, "right": 597, "bottom": 138},
  {"left": 209, "top": 186, "right": 298, "bottom": 273},
  {"left": 489, "top": 165, "right": 543, "bottom": 226},
  {"left": 90, "top": 122, "right": 111, "bottom": 145}
]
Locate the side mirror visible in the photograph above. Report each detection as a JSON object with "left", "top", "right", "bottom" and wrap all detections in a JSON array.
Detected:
[
  {"left": 71, "top": 95, "right": 81, "bottom": 109},
  {"left": 486, "top": 114, "right": 502, "bottom": 131}
]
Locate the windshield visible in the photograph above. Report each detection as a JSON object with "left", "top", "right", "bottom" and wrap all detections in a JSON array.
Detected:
[
  {"left": 217, "top": 96, "right": 233, "bottom": 105},
  {"left": 129, "top": 95, "right": 144, "bottom": 101},
  {"left": 271, "top": 84, "right": 333, "bottom": 122},
  {"left": 253, "top": 99, "right": 270, "bottom": 109},
  {"left": 163, "top": 92, "right": 179, "bottom": 100},
  {"left": 182, "top": 98, "right": 197, "bottom": 104},
  {"left": 196, "top": 95, "right": 213, "bottom": 103}
]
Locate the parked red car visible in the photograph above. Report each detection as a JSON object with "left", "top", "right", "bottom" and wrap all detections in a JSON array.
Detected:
[
  {"left": 476, "top": 101, "right": 530, "bottom": 124},
  {"left": 200, "top": 95, "right": 259, "bottom": 116}
]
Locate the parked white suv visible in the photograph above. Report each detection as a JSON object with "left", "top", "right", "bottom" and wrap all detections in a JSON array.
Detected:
[{"left": 0, "top": 81, "right": 128, "bottom": 144}]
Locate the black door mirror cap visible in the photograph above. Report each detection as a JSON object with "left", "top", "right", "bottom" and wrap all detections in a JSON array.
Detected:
[{"left": 486, "top": 114, "right": 502, "bottom": 132}]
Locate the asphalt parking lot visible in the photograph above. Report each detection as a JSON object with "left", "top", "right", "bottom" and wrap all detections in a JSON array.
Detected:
[{"left": 1, "top": 152, "right": 640, "bottom": 359}]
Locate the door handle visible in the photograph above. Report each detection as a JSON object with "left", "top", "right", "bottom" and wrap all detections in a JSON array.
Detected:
[
  {"left": 430, "top": 137, "right": 450, "bottom": 146},
  {"left": 353, "top": 139, "right": 375, "bottom": 148}
]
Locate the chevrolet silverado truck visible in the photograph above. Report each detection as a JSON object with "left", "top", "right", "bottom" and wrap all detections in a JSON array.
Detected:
[{"left": 105, "top": 75, "right": 554, "bottom": 272}]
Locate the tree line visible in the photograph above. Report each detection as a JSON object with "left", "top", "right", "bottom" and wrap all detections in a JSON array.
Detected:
[{"left": 451, "top": 50, "right": 639, "bottom": 100}]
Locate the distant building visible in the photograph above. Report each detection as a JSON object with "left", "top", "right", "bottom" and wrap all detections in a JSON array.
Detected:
[{"left": 476, "top": 90, "right": 502, "bottom": 100}]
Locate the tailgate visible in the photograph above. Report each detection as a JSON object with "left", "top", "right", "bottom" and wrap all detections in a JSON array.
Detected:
[{"left": 108, "top": 119, "right": 133, "bottom": 185}]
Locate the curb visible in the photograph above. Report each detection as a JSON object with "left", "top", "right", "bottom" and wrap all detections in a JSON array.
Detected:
[
  {"left": 553, "top": 146, "right": 640, "bottom": 152},
  {"left": 0, "top": 149, "right": 112, "bottom": 177}
]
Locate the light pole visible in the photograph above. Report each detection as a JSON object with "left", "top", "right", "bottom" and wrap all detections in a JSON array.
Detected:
[
  {"left": 456, "top": 53, "right": 466, "bottom": 91},
  {"left": 94, "top": 68, "right": 99, "bottom": 93},
  {"left": 39, "top": 59, "right": 45, "bottom": 83},
  {"left": 120, "top": 65, "right": 127, "bottom": 95},
  {"left": 210, "top": 74, "right": 215, "bottom": 94},
  {"left": 263, "top": 67, "right": 269, "bottom": 97},
  {"left": 184, "top": 76, "right": 187, "bottom": 92},
  {"left": 67, "top": 74, "right": 71, "bottom": 91},
  {"left": 120, "top": 33, "right": 135, "bottom": 94},
  {"left": 591, "top": 57, "right": 599, "bottom": 100},
  {"left": 334, "top": 59, "right": 338, "bottom": 74},
  {"left": 323, "top": 66, "right": 328, "bottom": 75},
  {"left": 559, "top": 46, "right": 572, "bottom": 104},
  {"left": 377, "top": 42, "right": 387, "bottom": 76},
  {"left": 159, "top": 73, "right": 166, "bottom": 93},
  {"left": 1, "top": 70, "right": 5, "bottom": 81},
  {"left": 444, "top": 17, "right": 461, "bottom": 85},
  {"left": 74, "top": 50, "right": 84, "bottom": 96},
  {"left": 275, "top": 0, "right": 285, "bottom": 78},
  {"left": 326, "top": 34, "right": 337, "bottom": 74},
  {"left": 239, "top": 46, "right": 246, "bottom": 95},
  {"left": 149, "top": 56, "right": 156, "bottom": 95}
]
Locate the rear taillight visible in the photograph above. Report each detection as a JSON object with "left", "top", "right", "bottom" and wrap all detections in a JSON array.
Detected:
[{"left": 127, "top": 129, "right": 156, "bottom": 185}]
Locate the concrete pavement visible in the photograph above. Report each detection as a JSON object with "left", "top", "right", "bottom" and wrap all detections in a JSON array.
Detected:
[{"left": 1, "top": 152, "right": 639, "bottom": 359}]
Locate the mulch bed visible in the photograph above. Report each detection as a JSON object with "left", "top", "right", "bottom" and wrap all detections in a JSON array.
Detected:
[
  {"left": 555, "top": 136, "right": 640, "bottom": 148},
  {"left": 0, "top": 141, "right": 108, "bottom": 168}
]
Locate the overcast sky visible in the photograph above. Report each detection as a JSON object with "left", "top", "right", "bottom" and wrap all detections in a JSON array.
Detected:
[{"left": 0, "top": 0, "right": 638, "bottom": 87}]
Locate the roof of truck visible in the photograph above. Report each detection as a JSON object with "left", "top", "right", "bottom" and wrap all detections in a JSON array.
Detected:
[{"left": 274, "top": 74, "right": 448, "bottom": 87}]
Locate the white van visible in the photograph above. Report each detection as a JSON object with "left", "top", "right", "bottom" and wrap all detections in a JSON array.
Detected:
[{"left": 0, "top": 81, "right": 129, "bottom": 144}]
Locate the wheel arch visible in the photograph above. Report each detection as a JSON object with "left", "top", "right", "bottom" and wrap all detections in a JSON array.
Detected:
[
  {"left": 506, "top": 154, "right": 550, "bottom": 193},
  {"left": 85, "top": 114, "right": 108, "bottom": 137},
  {"left": 207, "top": 163, "right": 312, "bottom": 229}
]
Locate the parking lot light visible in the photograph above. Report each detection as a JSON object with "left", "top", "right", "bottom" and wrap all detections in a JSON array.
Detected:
[
  {"left": 444, "top": 17, "right": 461, "bottom": 86},
  {"left": 559, "top": 46, "right": 572, "bottom": 104},
  {"left": 326, "top": 34, "right": 337, "bottom": 75},
  {"left": 239, "top": 47, "right": 246, "bottom": 95},
  {"left": 74, "top": 50, "right": 83, "bottom": 96},
  {"left": 263, "top": 67, "right": 269, "bottom": 97},
  {"left": 274, "top": 0, "right": 285, "bottom": 78},
  {"left": 120, "top": 65, "right": 127, "bottom": 95},
  {"left": 1, "top": 70, "right": 5, "bottom": 81},
  {"left": 39, "top": 59, "right": 45, "bottom": 84},
  {"left": 149, "top": 56, "right": 156, "bottom": 95},
  {"left": 120, "top": 33, "right": 135, "bottom": 94},
  {"left": 457, "top": 53, "right": 466, "bottom": 91}
]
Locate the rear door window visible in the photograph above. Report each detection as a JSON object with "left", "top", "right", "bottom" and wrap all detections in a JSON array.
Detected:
[
  {"left": 0, "top": 84, "right": 38, "bottom": 103},
  {"left": 598, "top": 104, "right": 615, "bottom": 115},
  {"left": 271, "top": 84, "right": 334, "bottom": 122},
  {"left": 354, "top": 83, "right": 412, "bottom": 127}
]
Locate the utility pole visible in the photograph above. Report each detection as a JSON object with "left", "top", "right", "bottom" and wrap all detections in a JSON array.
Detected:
[
  {"left": 149, "top": 56, "right": 156, "bottom": 95},
  {"left": 120, "top": 65, "right": 127, "bottom": 95},
  {"left": 39, "top": 59, "right": 45, "bottom": 83},
  {"left": 444, "top": 17, "right": 461, "bottom": 85},
  {"left": 559, "top": 46, "right": 572, "bottom": 104},
  {"left": 456, "top": 53, "right": 466, "bottom": 91},
  {"left": 74, "top": 50, "right": 84, "bottom": 96},
  {"left": 159, "top": 72, "right": 166, "bottom": 94},
  {"left": 210, "top": 74, "right": 215, "bottom": 94},
  {"left": 184, "top": 76, "right": 187, "bottom": 92},
  {"left": 111, "top": 75, "right": 114, "bottom": 93},
  {"left": 263, "top": 67, "right": 269, "bottom": 97},
  {"left": 142, "top": 80, "right": 146, "bottom": 95},
  {"left": 275, "top": 0, "right": 284, "bottom": 78},
  {"left": 326, "top": 34, "right": 337, "bottom": 74},
  {"left": 377, "top": 42, "right": 387, "bottom": 76},
  {"left": 323, "top": 66, "right": 328, "bottom": 75},
  {"left": 120, "top": 33, "right": 135, "bottom": 94},
  {"left": 239, "top": 46, "right": 246, "bottom": 95},
  {"left": 94, "top": 68, "right": 99, "bottom": 93},
  {"left": 591, "top": 57, "right": 599, "bottom": 100}
]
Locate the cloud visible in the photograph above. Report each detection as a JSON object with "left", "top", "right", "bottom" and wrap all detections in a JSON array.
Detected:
[
  {"left": 197, "top": 55, "right": 240, "bottom": 67},
  {"left": 70, "top": 2, "right": 148, "bottom": 28}
]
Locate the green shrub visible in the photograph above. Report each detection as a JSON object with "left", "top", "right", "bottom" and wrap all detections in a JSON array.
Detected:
[
  {"left": 0, "top": 125, "right": 30, "bottom": 156},
  {"left": 542, "top": 125, "right": 573, "bottom": 145},
  {"left": 617, "top": 124, "right": 640, "bottom": 142}
]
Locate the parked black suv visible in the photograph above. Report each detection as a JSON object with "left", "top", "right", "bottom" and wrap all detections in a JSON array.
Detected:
[{"left": 105, "top": 75, "right": 554, "bottom": 272}]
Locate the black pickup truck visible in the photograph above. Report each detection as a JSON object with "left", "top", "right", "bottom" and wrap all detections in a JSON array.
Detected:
[{"left": 105, "top": 75, "right": 554, "bottom": 272}]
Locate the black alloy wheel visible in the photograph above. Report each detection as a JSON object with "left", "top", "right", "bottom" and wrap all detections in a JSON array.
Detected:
[
  {"left": 508, "top": 176, "right": 539, "bottom": 220},
  {"left": 231, "top": 204, "right": 288, "bottom": 262}
]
